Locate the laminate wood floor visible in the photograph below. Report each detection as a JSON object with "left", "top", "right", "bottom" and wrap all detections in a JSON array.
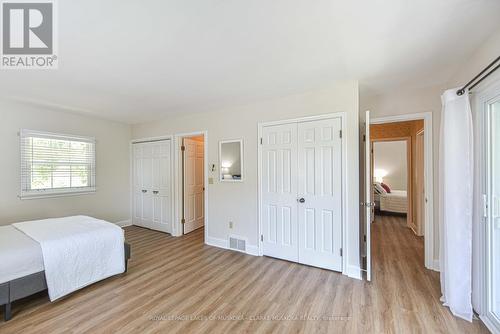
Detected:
[{"left": 0, "top": 216, "right": 488, "bottom": 333}]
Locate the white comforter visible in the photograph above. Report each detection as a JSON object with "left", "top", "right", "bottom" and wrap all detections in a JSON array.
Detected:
[{"left": 13, "top": 216, "right": 125, "bottom": 301}]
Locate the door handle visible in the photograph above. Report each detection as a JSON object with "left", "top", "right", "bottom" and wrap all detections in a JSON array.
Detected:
[
  {"left": 142, "top": 190, "right": 147, "bottom": 193},
  {"left": 298, "top": 198, "right": 305, "bottom": 203},
  {"left": 153, "top": 190, "right": 159, "bottom": 195}
]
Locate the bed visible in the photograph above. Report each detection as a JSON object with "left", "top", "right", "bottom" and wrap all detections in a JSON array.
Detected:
[
  {"left": 373, "top": 182, "right": 408, "bottom": 214},
  {"left": 0, "top": 216, "right": 131, "bottom": 321}
]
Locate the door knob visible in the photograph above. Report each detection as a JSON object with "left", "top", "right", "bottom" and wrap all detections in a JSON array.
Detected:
[
  {"left": 142, "top": 190, "right": 147, "bottom": 193},
  {"left": 298, "top": 198, "right": 305, "bottom": 203},
  {"left": 153, "top": 190, "right": 159, "bottom": 195}
]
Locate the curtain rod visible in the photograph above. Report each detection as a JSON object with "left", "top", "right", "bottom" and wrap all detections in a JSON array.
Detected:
[{"left": 457, "top": 56, "right": 500, "bottom": 96}]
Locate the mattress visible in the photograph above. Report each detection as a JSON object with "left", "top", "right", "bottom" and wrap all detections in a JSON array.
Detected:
[
  {"left": 379, "top": 190, "right": 408, "bottom": 213},
  {"left": 0, "top": 226, "right": 44, "bottom": 284}
]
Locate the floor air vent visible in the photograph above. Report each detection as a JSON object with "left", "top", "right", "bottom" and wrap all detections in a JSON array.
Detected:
[{"left": 229, "top": 236, "right": 246, "bottom": 252}]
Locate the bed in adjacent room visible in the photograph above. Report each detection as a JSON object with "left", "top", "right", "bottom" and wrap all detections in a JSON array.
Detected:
[
  {"left": 373, "top": 182, "right": 408, "bottom": 214},
  {"left": 0, "top": 216, "right": 130, "bottom": 321}
]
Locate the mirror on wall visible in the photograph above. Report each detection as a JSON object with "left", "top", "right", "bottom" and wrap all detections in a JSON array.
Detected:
[{"left": 219, "top": 139, "right": 243, "bottom": 182}]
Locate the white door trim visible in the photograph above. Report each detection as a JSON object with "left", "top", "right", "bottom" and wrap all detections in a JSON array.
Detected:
[
  {"left": 370, "top": 112, "right": 435, "bottom": 271},
  {"left": 258, "top": 112, "right": 348, "bottom": 275},
  {"left": 173, "top": 131, "right": 209, "bottom": 240},
  {"left": 129, "top": 135, "right": 174, "bottom": 233}
]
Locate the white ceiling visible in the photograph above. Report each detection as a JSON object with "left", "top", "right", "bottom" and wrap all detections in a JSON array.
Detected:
[{"left": 1, "top": 0, "right": 500, "bottom": 124}]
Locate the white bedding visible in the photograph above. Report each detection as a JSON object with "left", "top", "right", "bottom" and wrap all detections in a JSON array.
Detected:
[
  {"left": 379, "top": 190, "right": 408, "bottom": 213},
  {"left": 0, "top": 226, "right": 44, "bottom": 284},
  {"left": 13, "top": 216, "right": 125, "bottom": 301}
]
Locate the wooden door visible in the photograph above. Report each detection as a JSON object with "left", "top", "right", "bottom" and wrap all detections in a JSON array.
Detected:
[{"left": 183, "top": 138, "right": 205, "bottom": 234}]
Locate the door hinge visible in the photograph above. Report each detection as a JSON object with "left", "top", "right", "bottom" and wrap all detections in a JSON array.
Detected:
[
  {"left": 363, "top": 134, "right": 366, "bottom": 142},
  {"left": 260, "top": 137, "right": 263, "bottom": 145},
  {"left": 339, "top": 130, "right": 342, "bottom": 138},
  {"left": 181, "top": 218, "right": 186, "bottom": 224},
  {"left": 260, "top": 234, "right": 263, "bottom": 242},
  {"left": 363, "top": 234, "right": 367, "bottom": 242},
  {"left": 181, "top": 145, "right": 186, "bottom": 151},
  {"left": 340, "top": 248, "right": 343, "bottom": 257}
]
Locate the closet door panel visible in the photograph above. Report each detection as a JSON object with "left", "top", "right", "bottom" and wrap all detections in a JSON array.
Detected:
[
  {"left": 297, "top": 118, "right": 343, "bottom": 271},
  {"left": 261, "top": 123, "right": 299, "bottom": 262}
]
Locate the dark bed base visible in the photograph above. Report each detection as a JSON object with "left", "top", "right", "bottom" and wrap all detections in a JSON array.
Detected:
[{"left": 1, "top": 242, "right": 130, "bottom": 321}]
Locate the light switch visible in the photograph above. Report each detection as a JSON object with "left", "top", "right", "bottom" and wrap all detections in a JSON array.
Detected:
[{"left": 208, "top": 177, "right": 214, "bottom": 184}]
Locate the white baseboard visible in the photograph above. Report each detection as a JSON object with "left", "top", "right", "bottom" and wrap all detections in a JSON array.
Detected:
[
  {"left": 206, "top": 236, "right": 228, "bottom": 249},
  {"left": 245, "top": 244, "right": 259, "bottom": 256},
  {"left": 206, "top": 236, "right": 259, "bottom": 257},
  {"left": 115, "top": 219, "right": 132, "bottom": 227},
  {"left": 345, "top": 265, "right": 363, "bottom": 280},
  {"left": 432, "top": 259, "right": 440, "bottom": 272}
]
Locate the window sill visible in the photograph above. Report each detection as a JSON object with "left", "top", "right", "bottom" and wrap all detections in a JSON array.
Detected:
[{"left": 19, "top": 189, "right": 96, "bottom": 200}]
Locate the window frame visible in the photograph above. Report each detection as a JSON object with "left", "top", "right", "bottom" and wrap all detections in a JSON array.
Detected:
[{"left": 19, "top": 129, "right": 97, "bottom": 199}]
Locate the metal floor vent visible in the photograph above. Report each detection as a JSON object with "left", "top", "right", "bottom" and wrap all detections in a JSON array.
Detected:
[{"left": 229, "top": 236, "right": 246, "bottom": 252}]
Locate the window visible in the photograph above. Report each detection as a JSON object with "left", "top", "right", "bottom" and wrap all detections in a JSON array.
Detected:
[{"left": 20, "top": 130, "right": 96, "bottom": 198}]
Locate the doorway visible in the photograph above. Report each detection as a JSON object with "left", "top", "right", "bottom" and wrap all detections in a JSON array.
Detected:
[
  {"left": 181, "top": 135, "right": 205, "bottom": 235},
  {"left": 361, "top": 112, "right": 435, "bottom": 280},
  {"left": 372, "top": 138, "right": 411, "bottom": 226}
]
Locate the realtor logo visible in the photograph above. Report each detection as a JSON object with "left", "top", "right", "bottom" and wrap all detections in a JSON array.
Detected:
[{"left": 1, "top": 0, "right": 57, "bottom": 69}]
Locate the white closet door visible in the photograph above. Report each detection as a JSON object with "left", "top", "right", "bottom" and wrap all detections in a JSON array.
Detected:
[
  {"left": 141, "top": 143, "right": 154, "bottom": 229},
  {"left": 297, "top": 118, "right": 343, "bottom": 271},
  {"left": 133, "top": 140, "right": 172, "bottom": 233},
  {"left": 183, "top": 138, "right": 205, "bottom": 234},
  {"left": 151, "top": 141, "right": 172, "bottom": 233},
  {"left": 262, "top": 124, "right": 299, "bottom": 262}
]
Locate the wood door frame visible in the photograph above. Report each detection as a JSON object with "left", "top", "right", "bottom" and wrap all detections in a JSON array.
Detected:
[
  {"left": 257, "top": 112, "right": 348, "bottom": 276},
  {"left": 371, "top": 112, "right": 435, "bottom": 271},
  {"left": 129, "top": 135, "right": 175, "bottom": 232},
  {"left": 174, "top": 131, "right": 209, "bottom": 239},
  {"left": 371, "top": 137, "right": 413, "bottom": 229},
  {"left": 415, "top": 129, "right": 425, "bottom": 236}
]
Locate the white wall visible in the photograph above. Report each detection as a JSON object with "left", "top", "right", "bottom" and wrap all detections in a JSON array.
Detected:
[
  {"left": 373, "top": 141, "right": 407, "bottom": 190},
  {"left": 133, "top": 81, "right": 361, "bottom": 276},
  {"left": 0, "top": 100, "right": 131, "bottom": 225}
]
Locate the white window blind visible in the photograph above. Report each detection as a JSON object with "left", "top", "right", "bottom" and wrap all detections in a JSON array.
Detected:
[{"left": 20, "top": 129, "right": 96, "bottom": 198}]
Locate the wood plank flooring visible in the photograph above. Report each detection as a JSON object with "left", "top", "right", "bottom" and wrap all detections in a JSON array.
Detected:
[{"left": 0, "top": 216, "right": 488, "bottom": 333}]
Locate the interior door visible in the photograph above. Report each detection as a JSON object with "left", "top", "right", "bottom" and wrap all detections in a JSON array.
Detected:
[
  {"left": 135, "top": 143, "right": 154, "bottom": 229},
  {"left": 261, "top": 123, "right": 299, "bottom": 262},
  {"left": 183, "top": 138, "right": 205, "bottom": 234},
  {"left": 364, "top": 110, "right": 372, "bottom": 281},
  {"left": 151, "top": 141, "right": 172, "bottom": 233},
  {"left": 133, "top": 140, "right": 172, "bottom": 233},
  {"left": 297, "top": 118, "right": 343, "bottom": 271}
]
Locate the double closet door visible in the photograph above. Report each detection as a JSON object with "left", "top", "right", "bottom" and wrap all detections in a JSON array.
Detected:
[
  {"left": 261, "top": 117, "right": 343, "bottom": 271},
  {"left": 133, "top": 140, "right": 172, "bottom": 233}
]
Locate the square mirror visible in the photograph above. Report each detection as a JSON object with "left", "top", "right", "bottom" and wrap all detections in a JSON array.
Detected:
[{"left": 219, "top": 139, "right": 243, "bottom": 182}]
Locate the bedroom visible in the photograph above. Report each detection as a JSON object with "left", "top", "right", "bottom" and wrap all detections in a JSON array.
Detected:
[{"left": 1, "top": 1, "right": 500, "bottom": 333}]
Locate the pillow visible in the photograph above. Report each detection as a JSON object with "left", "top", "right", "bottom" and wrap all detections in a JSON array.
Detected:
[
  {"left": 373, "top": 182, "right": 386, "bottom": 194},
  {"left": 381, "top": 183, "right": 391, "bottom": 193}
]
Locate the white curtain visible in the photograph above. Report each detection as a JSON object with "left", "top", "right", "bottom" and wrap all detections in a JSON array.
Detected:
[{"left": 439, "top": 88, "right": 474, "bottom": 321}]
